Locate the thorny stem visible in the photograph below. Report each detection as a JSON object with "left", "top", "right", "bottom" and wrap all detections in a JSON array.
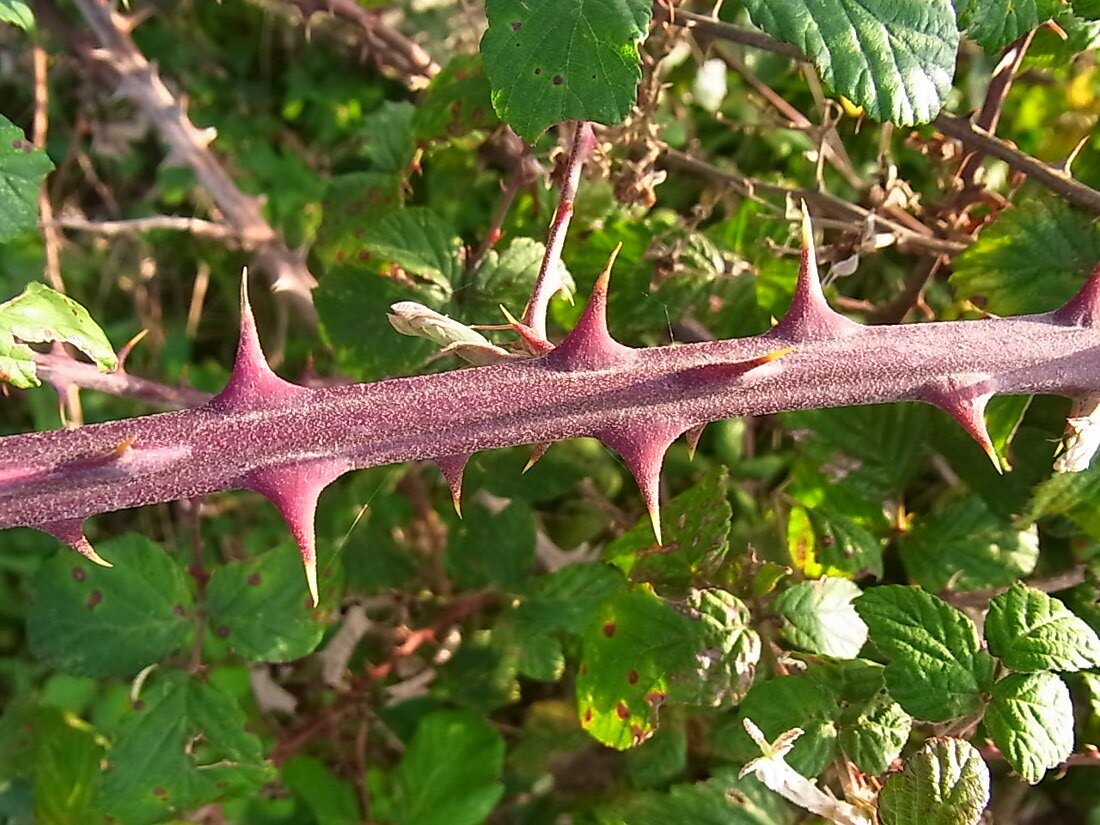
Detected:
[{"left": 522, "top": 122, "right": 598, "bottom": 344}]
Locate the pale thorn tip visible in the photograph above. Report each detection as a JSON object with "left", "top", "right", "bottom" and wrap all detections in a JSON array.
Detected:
[
  {"left": 82, "top": 540, "right": 113, "bottom": 568},
  {"left": 523, "top": 443, "right": 550, "bottom": 474},
  {"left": 648, "top": 501, "right": 663, "bottom": 546},
  {"left": 304, "top": 556, "right": 319, "bottom": 608}
]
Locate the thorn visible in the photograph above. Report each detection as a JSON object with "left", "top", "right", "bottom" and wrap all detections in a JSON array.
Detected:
[
  {"left": 523, "top": 443, "right": 551, "bottom": 473},
  {"left": 546, "top": 243, "right": 635, "bottom": 371},
  {"left": 769, "top": 205, "right": 862, "bottom": 342},
  {"left": 210, "top": 270, "right": 308, "bottom": 411},
  {"left": 500, "top": 305, "right": 555, "bottom": 355},
  {"left": 248, "top": 459, "right": 350, "bottom": 607},
  {"left": 436, "top": 455, "right": 469, "bottom": 518},
  {"left": 1054, "top": 261, "right": 1100, "bottom": 328},
  {"left": 39, "top": 519, "right": 112, "bottom": 567},
  {"left": 924, "top": 384, "right": 1002, "bottom": 474},
  {"left": 116, "top": 329, "right": 149, "bottom": 372},
  {"left": 673, "top": 347, "right": 793, "bottom": 387},
  {"left": 685, "top": 425, "right": 705, "bottom": 461},
  {"left": 600, "top": 422, "right": 686, "bottom": 545}
]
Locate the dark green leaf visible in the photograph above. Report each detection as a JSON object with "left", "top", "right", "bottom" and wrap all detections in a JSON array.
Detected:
[
  {"left": 951, "top": 197, "right": 1100, "bottom": 315},
  {"left": 28, "top": 534, "right": 194, "bottom": 677},
  {"left": 313, "top": 172, "right": 403, "bottom": 274},
  {"left": 391, "top": 710, "right": 505, "bottom": 825},
  {"left": 618, "top": 768, "right": 793, "bottom": 825},
  {"left": 481, "top": 0, "right": 653, "bottom": 141},
  {"left": 99, "top": 669, "right": 274, "bottom": 825},
  {"left": 878, "top": 737, "right": 990, "bottom": 825},
  {"left": 855, "top": 586, "right": 996, "bottom": 721},
  {"left": 985, "top": 583, "right": 1100, "bottom": 672},
  {"left": 900, "top": 495, "right": 1039, "bottom": 593},
  {"left": 514, "top": 561, "right": 626, "bottom": 634},
  {"left": 956, "top": 0, "right": 1061, "bottom": 51},
  {"left": 281, "top": 755, "right": 360, "bottom": 825},
  {"left": 787, "top": 505, "right": 885, "bottom": 580},
  {"left": 985, "top": 671, "right": 1074, "bottom": 784},
  {"left": 360, "top": 101, "right": 416, "bottom": 175},
  {"left": 205, "top": 547, "right": 326, "bottom": 662},
  {"left": 742, "top": 0, "right": 959, "bottom": 124},
  {"left": 412, "top": 55, "right": 500, "bottom": 143},
  {"left": 774, "top": 576, "right": 868, "bottom": 659},
  {"left": 446, "top": 499, "right": 536, "bottom": 591},
  {"left": 466, "top": 237, "right": 573, "bottom": 322},
  {"left": 0, "top": 115, "right": 52, "bottom": 242}
]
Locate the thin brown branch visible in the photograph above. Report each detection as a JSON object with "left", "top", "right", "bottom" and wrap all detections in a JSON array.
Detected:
[
  {"left": 659, "top": 148, "right": 968, "bottom": 257},
  {"left": 51, "top": 215, "right": 238, "bottom": 240},
  {"left": 33, "top": 351, "right": 212, "bottom": 410},
  {"left": 45, "top": 0, "right": 317, "bottom": 322},
  {"left": 941, "top": 567, "right": 1089, "bottom": 609},
  {"left": 652, "top": 2, "right": 806, "bottom": 62}
]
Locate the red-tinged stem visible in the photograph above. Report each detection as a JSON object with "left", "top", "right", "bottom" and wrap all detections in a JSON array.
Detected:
[
  {"left": 2, "top": 308, "right": 1100, "bottom": 531},
  {"left": 522, "top": 122, "right": 598, "bottom": 343}
]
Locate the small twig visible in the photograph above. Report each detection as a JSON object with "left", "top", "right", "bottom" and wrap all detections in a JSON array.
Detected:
[
  {"left": 980, "top": 743, "right": 1100, "bottom": 768},
  {"left": 33, "top": 44, "right": 65, "bottom": 296},
  {"left": 51, "top": 215, "right": 238, "bottom": 240},
  {"left": 652, "top": 2, "right": 805, "bottom": 62},
  {"left": 941, "top": 567, "right": 1088, "bottom": 609},
  {"left": 522, "top": 122, "right": 598, "bottom": 343},
  {"left": 33, "top": 351, "right": 212, "bottom": 410}
]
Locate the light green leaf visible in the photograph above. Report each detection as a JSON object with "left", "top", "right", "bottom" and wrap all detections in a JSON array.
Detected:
[
  {"left": 391, "top": 710, "right": 505, "bottom": 825},
  {"left": 774, "top": 576, "right": 868, "bottom": 659},
  {"left": 0, "top": 114, "right": 52, "bottom": 241},
  {"left": 0, "top": 282, "right": 116, "bottom": 389},
  {"left": 577, "top": 587, "right": 759, "bottom": 750},
  {"left": 956, "top": 0, "right": 1061, "bottom": 51},
  {"left": 900, "top": 495, "right": 1038, "bottom": 593},
  {"left": 878, "top": 737, "right": 990, "bottom": 825},
  {"left": 27, "top": 534, "right": 194, "bottom": 677},
  {"left": 446, "top": 499, "right": 536, "bottom": 591},
  {"left": 951, "top": 197, "right": 1100, "bottom": 315},
  {"left": 985, "top": 583, "right": 1100, "bottom": 672},
  {"left": 985, "top": 671, "right": 1074, "bottom": 784},
  {"left": 787, "top": 504, "right": 884, "bottom": 580},
  {"left": 0, "top": 2, "right": 33, "bottom": 30},
  {"left": 363, "top": 207, "right": 463, "bottom": 294},
  {"left": 481, "top": 0, "right": 653, "bottom": 142},
  {"left": 99, "top": 669, "right": 274, "bottom": 825},
  {"left": 855, "top": 586, "right": 996, "bottom": 721},
  {"left": 742, "top": 0, "right": 959, "bottom": 125},
  {"left": 205, "top": 548, "right": 326, "bottom": 663},
  {"left": 469, "top": 237, "right": 574, "bottom": 321}
]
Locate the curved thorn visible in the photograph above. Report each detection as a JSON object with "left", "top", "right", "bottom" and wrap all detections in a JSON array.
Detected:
[
  {"left": 40, "top": 518, "right": 112, "bottom": 567},
  {"left": 523, "top": 443, "right": 551, "bottom": 474},
  {"left": 600, "top": 422, "right": 685, "bottom": 546},
  {"left": 685, "top": 425, "right": 706, "bottom": 461},
  {"left": 1054, "top": 261, "right": 1100, "bottom": 328},
  {"left": 436, "top": 455, "right": 469, "bottom": 518},
  {"left": 925, "top": 385, "right": 1002, "bottom": 474}
]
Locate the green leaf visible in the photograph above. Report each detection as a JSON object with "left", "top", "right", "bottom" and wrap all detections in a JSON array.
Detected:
[
  {"left": 787, "top": 504, "right": 884, "bottom": 580},
  {"left": 0, "top": 115, "right": 52, "bottom": 242},
  {"left": 467, "top": 237, "right": 574, "bottom": 321},
  {"left": 619, "top": 769, "right": 794, "bottom": 825},
  {"left": 774, "top": 577, "right": 868, "bottom": 659},
  {"left": 577, "top": 587, "right": 759, "bottom": 750},
  {"left": 205, "top": 548, "right": 326, "bottom": 662},
  {"left": 0, "top": 2, "right": 33, "bottom": 30},
  {"left": 605, "top": 466, "right": 731, "bottom": 589},
  {"left": 480, "top": 0, "right": 653, "bottom": 142},
  {"left": 446, "top": 499, "right": 536, "bottom": 591},
  {"left": 742, "top": 0, "right": 959, "bottom": 125},
  {"left": 412, "top": 54, "right": 500, "bottom": 143},
  {"left": 0, "top": 282, "right": 116, "bottom": 389},
  {"left": 985, "top": 583, "right": 1100, "bottom": 672},
  {"left": 956, "top": 0, "right": 1061, "bottom": 51},
  {"left": 360, "top": 101, "right": 416, "bottom": 176},
  {"left": 855, "top": 586, "right": 996, "bottom": 721},
  {"left": 626, "top": 722, "right": 687, "bottom": 788},
  {"left": 900, "top": 495, "right": 1039, "bottom": 593},
  {"left": 281, "top": 755, "right": 360, "bottom": 825},
  {"left": 878, "top": 737, "right": 990, "bottom": 825},
  {"left": 514, "top": 561, "right": 626, "bottom": 634},
  {"left": 99, "top": 669, "right": 273, "bottom": 824},
  {"left": 1028, "top": 463, "right": 1100, "bottom": 540},
  {"left": 951, "top": 197, "right": 1100, "bottom": 315},
  {"left": 365, "top": 207, "right": 463, "bottom": 294},
  {"left": 27, "top": 534, "right": 194, "bottom": 677},
  {"left": 313, "top": 172, "right": 403, "bottom": 275},
  {"left": 390, "top": 710, "right": 505, "bottom": 825},
  {"left": 985, "top": 671, "right": 1074, "bottom": 784}
]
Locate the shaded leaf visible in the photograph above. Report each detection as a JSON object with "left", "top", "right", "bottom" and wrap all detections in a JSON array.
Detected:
[
  {"left": 447, "top": 499, "right": 536, "bottom": 591},
  {"left": 878, "top": 737, "right": 990, "bottom": 825},
  {"left": 0, "top": 114, "right": 52, "bottom": 242},
  {"left": 412, "top": 54, "right": 500, "bottom": 143},
  {"left": 364, "top": 207, "right": 463, "bottom": 294},
  {"left": 956, "top": 0, "right": 1061, "bottom": 51},
  {"left": 282, "top": 755, "right": 360, "bottom": 825}
]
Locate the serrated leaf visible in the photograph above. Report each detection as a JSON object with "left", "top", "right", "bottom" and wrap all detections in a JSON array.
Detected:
[
  {"left": 605, "top": 466, "right": 731, "bottom": 589},
  {"left": 480, "top": 0, "right": 653, "bottom": 142},
  {"left": 985, "top": 583, "right": 1100, "bottom": 672},
  {"left": 0, "top": 282, "right": 116, "bottom": 389},
  {"left": 28, "top": 534, "right": 194, "bottom": 677},
  {"left": 900, "top": 495, "right": 1038, "bottom": 593},
  {"left": 951, "top": 197, "right": 1100, "bottom": 315},
  {"left": 364, "top": 207, "right": 463, "bottom": 294},
  {"left": 412, "top": 54, "right": 500, "bottom": 143},
  {"left": 0, "top": 2, "right": 33, "bottom": 30},
  {"left": 205, "top": 548, "right": 327, "bottom": 663},
  {"left": 985, "top": 671, "right": 1074, "bottom": 783},
  {"left": 0, "top": 114, "right": 52, "bottom": 241},
  {"left": 446, "top": 499, "right": 536, "bottom": 591},
  {"left": 360, "top": 101, "right": 416, "bottom": 175},
  {"left": 956, "top": 0, "right": 1061, "bottom": 51},
  {"left": 577, "top": 587, "right": 760, "bottom": 750},
  {"left": 878, "top": 737, "right": 990, "bottom": 825},
  {"left": 514, "top": 562, "right": 626, "bottom": 634},
  {"left": 99, "top": 669, "right": 274, "bottom": 825},
  {"left": 467, "top": 237, "right": 574, "bottom": 321},
  {"left": 855, "top": 586, "right": 996, "bottom": 721},
  {"left": 742, "top": 0, "right": 958, "bottom": 125},
  {"left": 1029, "top": 463, "right": 1100, "bottom": 539},
  {"left": 787, "top": 505, "right": 884, "bottom": 580},
  {"left": 619, "top": 768, "right": 794, "bottom": 825},
  {"left": 313, "top": 172, "right": 403, "bottom": 274},
  {"left": 774, "top": 577, "right": 868, "bottom": 659},
  {"left": 390, "top": 710, "right": 505, "bottom": 825}
]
